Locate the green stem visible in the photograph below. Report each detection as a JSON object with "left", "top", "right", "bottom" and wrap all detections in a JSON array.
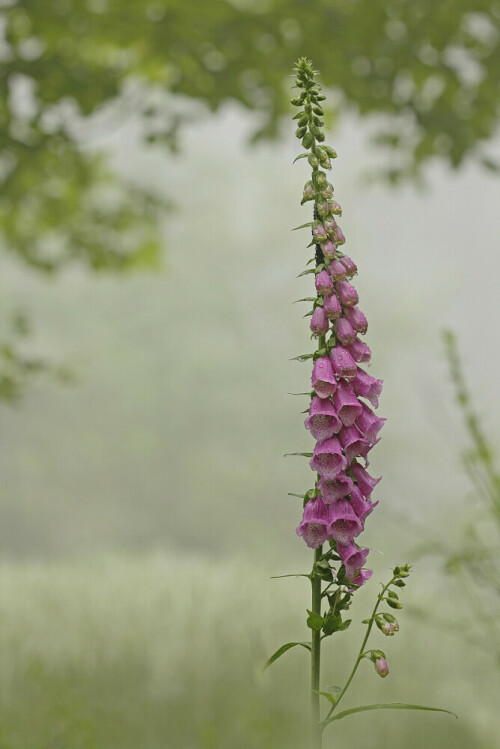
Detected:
[
  {"left": 311, "top": 545, "right": 323, "bottom": 749},
  {"left": 321, "top": 575, "right": 396, "bottom": 727}
]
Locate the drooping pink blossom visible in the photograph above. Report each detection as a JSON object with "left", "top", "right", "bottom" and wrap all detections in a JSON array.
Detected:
[
  {"left": 336, "top": 280, "right": 359, "bottom": 307},
  {"left": 309, "top": 437, "right": 347, "bottom": 480},
  {"left": 330, "top": 201, "right": 342, "bottom": 215},
  {"left": 352, "top": 368, "right": 383, "bottom": 409},
  {"left": 326, "top": 499, "right": 363, "bottom": 544},
  {"left": 315, "top": 269, "right": 334, "bottom": 296},
  {"left": 334, "top": 317, "right": 356, "bottom": 346},
  {"left": 313, "top": 224, "right": 327, "bottom": 243},
  {"left": 333, "top": 380, "right": 363, "bottom": 427},
  {"left": 332, "top": 225, "right": 345, "bottom": 245},
  {"left": 330, "top": 346, "right": 357, "bottom": 381},
  {"left": 310, "top": 306, "right": 329, "bottom": 335},
  {"left": 348, "top": 568, "right": 373, "bottom": 588},
  {"left": 350, "top": 461, "right": 381, "bottom": 498},
  {"left": 355, "top": 402, "right": 386, "bottom": 444},
  {"left": 338, "top": 425, "right": 371, "bottom": 464},
  {"left": 311, "top": 356, "right": 337, "bottom": 398},
  {"left": 349, "top": 485, "right": 378, "bottom": 525},
  {"left": 296, "top": 498, "right": 334, "bottom": 548},
  {"left": 318, "top": 474, "right": 355, "bottom": 503},
  {"left": 323, "top": 292, "right": 342, "bottom": 320},
  {"left": 337, "top": 541, "right": 370, "bottom": 579},
  {"left": 346, "top": 338, "right": 371, "bottom": 364},
  {"left": 304, "top": 396, "right": 342, "bottom": 441},
  {"left": 344, "top": 306, "right": 368, "bottom": 335}
]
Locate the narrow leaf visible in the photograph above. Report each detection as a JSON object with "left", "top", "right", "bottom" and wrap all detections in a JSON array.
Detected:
[
  {"left": 284, "top": 452, "right": 313, "bottom": 458},
  {"left": 290, "top": 353, "right": 314, "bottom": 362},
  {"left": 292, "top": 221, "right": 314, "bottom": 231},
  {"left": 293, "top": 153, "right": 309, "bottom": 163},
  {"left": 297, "top": 268, "right": 315, "bottom": 277},
  {"left": 316, "top": 687, "right": 341, "bottom": 706},
  {"left": 287, "top": 392, "right": 311, "bottom": 396},
  {"left": 264, "top": 641, "right": 311, "bottom": 670},
  {"left": 293, "top": 297, "right": 316, "bottom": 304},
  {"left": 323, "top": 703, "right": 457, "bottom": 727}
]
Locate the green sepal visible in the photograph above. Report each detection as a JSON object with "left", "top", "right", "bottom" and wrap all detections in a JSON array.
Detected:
[
  {"left": 306, "top": 609, "right": 325, "bottom": 631},
  {"left": 313, "top": 263, "right": 325, "bottom": 273},
  {"left": 263, "top": 641, "right": 311, "bottom": 670},
  {"left": 386, "top": 598, "right": 403, "bottom": 610},
  {"left": 387, "top": 590, "right": 399, "bottom": 600},
  {"left": 323, "top": 145, "right": 338, "bottom": 159},
  {"left": 322, "top": 703, "right": 457, "bottom": 727},
  {"left": 393, "top": 580, "right": 406, "bottom": 587},
  {"left": 303, "top": 310, "right": 314, "bottom": 317}
]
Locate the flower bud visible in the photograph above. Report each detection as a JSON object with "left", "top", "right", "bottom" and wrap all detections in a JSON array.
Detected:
[
  {"left": 302, "top": 182, "right": 314, "bottom": 201},
  {"left": 323, "top": 185, "right": 334, "bottom": 198},
  {"left": 316, "top": 201, "right": 330, "bottom": 215},
  {"left": 336, "top": 281, "right": 359, "bottom": 307},
  {"left": 332, "top": 225, "right": 346, "bottom": 245},
  {"left": 323, "top": 292, "right": 342, "bottom": 320},
  {"left": 313, "top": 224, "right": 327, "bottom": 243},
  {"left": 374, "top": 656, "right": 389, "bottom": 677},
  {"left": 310, "top": 306, "right": 329, "bottom": 335},
  {"left": 330, "top": 201, "right": 342, "bottom": 215},
  {"left": 339, "top": 255, "right": 357, "bottom": 277},
  {"left": 315, "top": 269, "right": 334, "bottom": 296},
  {"left": 344, "top": 306, "right": 368, "bottom": 334},
  {"left": 330, "top": 346, "right": 357, "bottom": 380},
  {"left": 334, "top": 318, "right": 356, "bottom": 346},
  {"left": 321, "top": 240, "right": 337, "bottom": 259},
  {"left": 329, "top": 260, "right": 347, "bottom": 281},
  {"left": 311, "top": 356, "right": 337, "bottom": 398}
]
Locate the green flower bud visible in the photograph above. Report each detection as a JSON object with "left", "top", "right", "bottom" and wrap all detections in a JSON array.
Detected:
[{"left": 302, "top": 133, "right": 314, "bottom": 149}]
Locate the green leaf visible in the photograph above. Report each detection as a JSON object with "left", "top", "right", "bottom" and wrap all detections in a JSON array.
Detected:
[
  {"left": 297, "top": 268, "right": 316, "bottom": 277},
  {"left": 323, "top": 703, "right": 457, "bottom": 727},
  {"left": 293, "top": 153, "right": 309, "bottom": 164},
  {"left": 293, "top": 297, "right": 316, "bottom": 304},
  {"left": 306, "top": 610, "right": 325, "bottom": 631},
  {"left": 322, "top": 613, "right": 342, "bottom": 635},
  {"left": 290, "top": 353, "right": 314, "bottom": 362},
  {"left": 284, "top": 452, "right": 313, "bottom": 458},
  {"left": 264, "top": 641, "right": 311, "bottom": 670},
  {"left": 316, "top": 686, "right": 342, "bottom": 706},
  {"left": 292, "top": 221, "right": 314, "bottom": 231}
]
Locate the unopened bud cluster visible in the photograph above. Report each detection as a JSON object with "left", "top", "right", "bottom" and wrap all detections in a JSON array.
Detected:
[{"left": 292, "top": 59, "right": 385, "bottom": 588}]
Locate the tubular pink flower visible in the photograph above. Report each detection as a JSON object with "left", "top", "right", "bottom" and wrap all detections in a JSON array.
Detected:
[
  {"left": 336, "top": 280, "right": 359, "bottom": 307},
  {"left": 318, "top": 474, "right": 355, "bottom": 503},
  {"left": 355, "top": 402, "right": 386, "bottom": 444},
  {"left": 337, "top": 541, "right": 370, "bottom": 579},
  {"left": 351, "top": 461, "right": 381, "bottom": 498},
  {"left": 323, "top": 292, "right": 342, "bottom": 320},
  {"left": 330, "top": 346, "right": 357, "bottom": 381},
  {"left": 334, "top": 317, "right": 356, "bottom": 346},
  {"left": 348, "top": 568, "right": 373, "bottom": 588},
  {"left": 310, "top": 306, "right": 329, "bottom": 335},
  {"left": 329, "top": 260, "right": 347, "bottom": 281},
  {"left": 344, "top": 306, "right": 368, "bottom": 335},
  {"left": 309, "top": 437, "right": 347, "bottom": 480},
  {"left": 346, "top": 338, "right": 371, "bottom": 364},
  {"left": 311, "top": 356, "right": 337, "bottom": 398},
  {"left": 349, "top": 486, "right": 378, "bottom": 525},
  {"left": 296, "top": 498, "right": 334, "bottom": 548},
  {"left": 333, "top": 380, "right": 363, "bottom": 427},
  {"left": 339, "top": 255, "right": 357, "bottom": 277},
  {"left": 315, "top": 269, "right": 334, "bottom": 296},
  {"left": 352, "top": 368, "right": 383, "bottom": 408},
  {"left": 326, "top": 499, "right": 363, "bottom": 544},
  {"left": 304, "top": 396, "right": 342, "bottom": 441},
  {"left": 338, "top": 425, "right": 371, "bottom": 464}
]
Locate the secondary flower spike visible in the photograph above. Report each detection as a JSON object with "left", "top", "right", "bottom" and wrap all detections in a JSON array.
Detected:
[{"left": 291, "top": 58, "right": 385, "bottom": 588}]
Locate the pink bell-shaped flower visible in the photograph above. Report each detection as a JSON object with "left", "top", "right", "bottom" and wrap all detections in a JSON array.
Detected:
[
  {"left": 344, "top": 306, "right": 368, "bottom": 334},
  {"left": 352, "top": 368, "right": 383, "bottom": 409},
  {"left": 318, "top": 474, "right": 355, "bottom": 503},
  {"left": 346, "top": 338, "right": 371, "bottom": 364},
  {"left": 323, "top": 292, "right": 342, "bottom": 320},
  {"left": 309, "top": 437, "right": 347, "bottom": 480},
  {"left": 315, "top": 269, "right": 334, "bottom": 296},
  {"left": 304, "top": 396, "right": 342, "bottom": 441},
  {"left": 334, "top": 317, "right": 356, "bottom": 346},
  {"left": 330, "top": 346, "right": 357, "bottom": 381},
  {"left": 296, "top": 498, "right": 334, "bottom": 548},
  {"left": 333, "top": 380, "right": 363, "bottom": 427},
  {"left": 311, "top": 356, "right": 337, "bottom": 399},
  {"left": 326, "top": 499, "right": 363, "bottom": 544},
  {"left": 310, "top": 306, "right": 329, "bottom": 335},
  {"left": 336, "top": 280, "right": 359, "bottom": 307}
]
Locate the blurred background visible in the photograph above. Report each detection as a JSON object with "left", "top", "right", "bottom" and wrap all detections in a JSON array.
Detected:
[{"left": 0, "top": 1, "right": 499, "bottom": 747}]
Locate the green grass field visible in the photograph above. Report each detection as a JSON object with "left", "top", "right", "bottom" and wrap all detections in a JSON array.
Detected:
[{"left": 0, "top": 553, "right": 496, "bottom": 748}]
